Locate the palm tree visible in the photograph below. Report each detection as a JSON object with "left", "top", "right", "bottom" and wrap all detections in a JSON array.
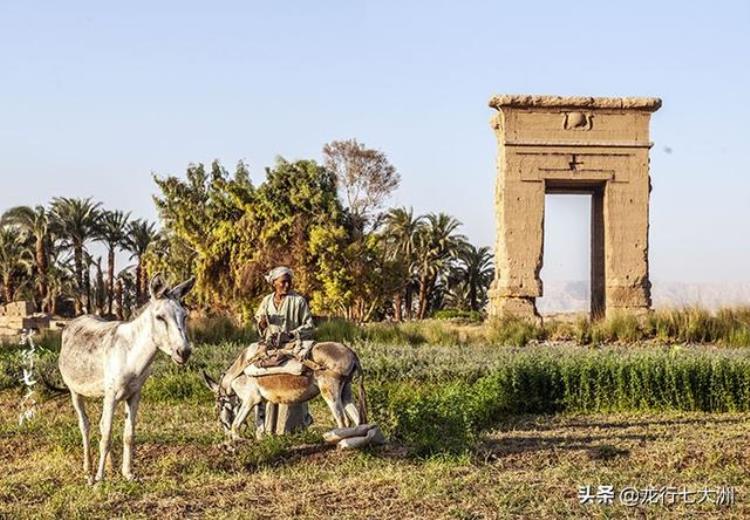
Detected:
[
  {"left": 115, "top": 268, "right": 137, "bottom": 319},
  {"left": 0, "top": 227, "right": 29, "bottom": 303},
  {"left": 50, "top": 197, "right": 102, "bottom": 314},
  {"left": 44, "top": 261, "right": 75, "bottom": 316},
  {"left": 413, "top": 213, "right": 467, "bottom": 319},
  {"left": 447, "top": 244, "right": 494, "bottom": 311},
  {"left": 382, "top": 207, "right": 424, "bottom": 321},
  {"left": 124, "top": 219, "right": 158, "bottom": 304},
  {"left": 41, "top": 235, "right": 74, "bottom": 315},
  {"left": 1, "top": 205, "right": 53, "bottom": 311},
  {"left": 95, "top": 210, "right": 130, "bottom": 315},
  {"left": 93, "top": 255, "right": 106, "bottom": 315}
]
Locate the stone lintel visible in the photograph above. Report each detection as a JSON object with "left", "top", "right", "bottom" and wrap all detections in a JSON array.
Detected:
[
  {"left": 504, "top": 140, "right": 654, "bottom": 149},
  {"left": 489, "top": 95, "right": 662, "bottom": 112}
]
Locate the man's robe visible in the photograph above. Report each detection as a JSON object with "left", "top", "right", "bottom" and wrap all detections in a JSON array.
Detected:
[{"left": 255, "top": 291, "right": 314, "bottom": 433}]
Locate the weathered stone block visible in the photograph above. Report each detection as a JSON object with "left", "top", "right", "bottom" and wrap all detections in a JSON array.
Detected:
[
  {"left": 0, "top": 315, "right": 50, "bottom": 331},
  {"left": 2, "top": 301, "right": 34, "bottom": 317}
]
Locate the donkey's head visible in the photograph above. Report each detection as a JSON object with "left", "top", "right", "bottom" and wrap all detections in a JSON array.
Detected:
[
  {"left": 147, "top": 274, "right": 195, "bottom": 366},
  {"left": 202, "top": 371, "right": 238, "bottom": 434}
]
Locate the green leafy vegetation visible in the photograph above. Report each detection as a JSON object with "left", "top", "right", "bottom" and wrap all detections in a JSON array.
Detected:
[
  {"left": 6, "top": 328, "right": 750, "bottom": 456},
  {"left": 1, "top": 143, "right": 494, "bottom": 325},
  {"left": 368, "top": 346, "right": 750, "bottom": 454}
]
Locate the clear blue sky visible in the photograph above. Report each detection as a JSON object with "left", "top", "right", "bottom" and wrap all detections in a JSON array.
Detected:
[{"left": 1, "top": 1, "right": 748, "bottom": 283}]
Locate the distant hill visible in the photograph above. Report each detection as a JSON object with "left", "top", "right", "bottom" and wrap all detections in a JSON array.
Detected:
[{"left": 537, "top": 281, "right": 750, "bottom": 314}]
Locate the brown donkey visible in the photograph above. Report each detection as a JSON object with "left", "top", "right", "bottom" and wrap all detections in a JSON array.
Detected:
[{"left": 203, "top": 342, "right": 367, "bottom": 440}]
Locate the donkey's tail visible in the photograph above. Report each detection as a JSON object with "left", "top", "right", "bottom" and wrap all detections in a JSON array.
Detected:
[
  {"left": 40, "top": 371, "right": 69, "bottom": 395},
  {"left": 352, "top": 351, "right": 368, "bottom": 424}
]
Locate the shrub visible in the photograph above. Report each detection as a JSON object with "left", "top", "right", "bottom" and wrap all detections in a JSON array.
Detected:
[
  {"left": 590, "top": 313, "right": 643, "bottom": 344},
  {"left": 486, "top": 317, "right": 545, "bottom": 346}
]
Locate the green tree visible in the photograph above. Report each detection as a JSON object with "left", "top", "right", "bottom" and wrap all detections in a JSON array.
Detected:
[
  {"left": 44, "top": 261, "right": 74, "bottom": 316},
  {"left": 1, "top": 205, "right": 54, "bottom": 311},
  {"left": 95, "top": 210, "right": 130, "bottom": 315},
  {"left": 153, "top": 160, "right": 253, "bottom": 308},
  {"left": 85, "top": 254, "right": 106, "bottom": 315},
  {"left": 39, "top": 230, "right": 74, "bottom": 315},
  {"left": 235, "top": 158, "right": 349, "bottom": 317},
  {"left": 115, "top": 268, "right": 137, "bottom": 320},
  {"left": 414, "top": 213, "right": 467, "bottom": 319},
  {"left": 382, "top": 207, "right": 424, "bottom": 320},
  {"left": 124, "top": 219, "right": 159, "bottom": 304},
  {"left": 144, "top": 232, "right": 196, "bottom": 288},
  {"left": 0, "top": 227, "right": 30, "bottom": 303},
  {"left": 50, "top": 197, "right": 102, "bottom": 314},
  {"left": 153, "top": 158, "right": 351, "bottom": 319},
  {"left": 445, "top": 244, "right": 494, "bottom": 312},
  {"left": 351, "top": 232, "right": 404, "bottom": 321}
]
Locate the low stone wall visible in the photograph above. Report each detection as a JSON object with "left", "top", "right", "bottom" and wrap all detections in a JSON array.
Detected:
[
  {"left": 0, "top": 301, "right": 34, "bottom": 317},
  {"left": 0, "top": 301, "right": 52, "bottom": 338}
]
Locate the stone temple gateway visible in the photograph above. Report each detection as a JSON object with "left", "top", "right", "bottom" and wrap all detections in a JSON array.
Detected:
[{"left": 487, "top": 95, "right": 662, "bottom": 320}]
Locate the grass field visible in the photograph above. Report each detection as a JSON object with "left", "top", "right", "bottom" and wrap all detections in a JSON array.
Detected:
[
  {"left": 2, "top": 332, "right": 750, "bottom": 518},
  {"left": 2, "top": 395, "right": 748, "bottom": 518}
]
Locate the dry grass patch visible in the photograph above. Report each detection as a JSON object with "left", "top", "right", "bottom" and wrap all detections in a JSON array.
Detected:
[{"left": 2, "top": 389, "right": 750, "bottom": 518}]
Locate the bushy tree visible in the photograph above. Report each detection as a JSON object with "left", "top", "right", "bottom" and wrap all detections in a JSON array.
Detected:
[
  {"left": 233, "top": 158, "right": 350, "bottom": 318},
  {"left": 322, "top": 139, "right": 400, "bottom": 233},
  {"left": 0, "top": 141, "right": 494, "bottom": 322},
  {"left": 152, "top": 161, "right": 253, "bottom": 309},
  {"left": 152, "top": 158, "right": 351, "bottom": 320}
]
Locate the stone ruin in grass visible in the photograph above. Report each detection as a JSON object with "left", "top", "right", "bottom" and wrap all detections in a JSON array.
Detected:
[
  {"left": 0, "top": 301, "right": 54, "bottom": 338},
  {"left": 486, "top": 94, "right": 662, "bottom": 321}
]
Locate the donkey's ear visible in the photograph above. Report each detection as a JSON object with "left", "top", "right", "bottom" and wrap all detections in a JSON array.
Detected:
[
  {"left": 202, "top": 370, "right": 220, "bottom": 394},
  {"left": 169, "top": 277, "right": 195, "bottom": 301},
  {"left": 149, "top": 273, "right": 169, "bottom": 300}
]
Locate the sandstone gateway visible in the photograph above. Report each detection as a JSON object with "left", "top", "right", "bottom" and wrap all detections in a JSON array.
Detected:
[{"left": 487, "top": 95, "right": 662, "bottom": 320}]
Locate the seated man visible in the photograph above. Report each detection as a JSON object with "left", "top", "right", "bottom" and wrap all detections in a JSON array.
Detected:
[
  {"left": 246, "top": 266, "right": 315, "bottom": 376},
  {"left": 220, "top": 266, "right": 315, "bottom": 434}
]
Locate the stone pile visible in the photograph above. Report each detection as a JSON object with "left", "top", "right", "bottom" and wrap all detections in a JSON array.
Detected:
[{"left": 0, "top": 301, "right": 51, "bottom": 338}]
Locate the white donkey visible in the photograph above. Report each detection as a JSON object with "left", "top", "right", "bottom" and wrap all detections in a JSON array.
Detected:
[{"left": 58, "top": 274, "right": 194, "bottom": 484}]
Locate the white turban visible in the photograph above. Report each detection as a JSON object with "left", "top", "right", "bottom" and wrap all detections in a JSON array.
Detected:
[{"left": 265, "top": 266, "right": 293, "bottom": 284}]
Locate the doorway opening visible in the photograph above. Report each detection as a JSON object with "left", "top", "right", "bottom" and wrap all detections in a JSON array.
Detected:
[{"left": 537, "top": 185, "right": 605, "bottom": 319}]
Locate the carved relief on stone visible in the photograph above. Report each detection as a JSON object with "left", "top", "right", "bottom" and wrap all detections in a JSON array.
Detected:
[{"left": 562, "top": 111, "right": 593, "bottom": 131}]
